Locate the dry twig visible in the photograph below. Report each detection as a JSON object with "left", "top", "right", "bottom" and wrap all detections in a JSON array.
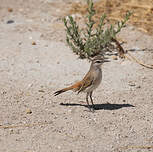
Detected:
[
  {"left": 0, "top": 122, "right": 52, "bottom": 129},
  {"left": 113, "top": 38, "right": 153, "bottom": 69}
]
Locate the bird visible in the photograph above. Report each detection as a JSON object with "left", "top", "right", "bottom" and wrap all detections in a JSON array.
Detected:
[{"left": 54, "top": 55, "right": 109, "bottom": 112}]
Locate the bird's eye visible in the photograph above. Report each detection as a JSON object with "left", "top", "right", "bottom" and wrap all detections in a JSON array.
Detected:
[{"left": 95, "top": 60, "right": 101, "bottom": 63}]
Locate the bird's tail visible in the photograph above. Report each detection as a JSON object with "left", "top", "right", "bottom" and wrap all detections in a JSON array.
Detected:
[
  {"left": 54, "top": 86, "right": 73, "bottom": 96},
  {"left": 54, "top": 81, "right": 82, "bottom": 96}
]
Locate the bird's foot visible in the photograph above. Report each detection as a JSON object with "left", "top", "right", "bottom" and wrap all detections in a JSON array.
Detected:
[
  {"left": 90, "top": 107, "right": 95, "bottom": 113},
  {"left": 85, "top": 106, "right": 95, "bottom": 113}
]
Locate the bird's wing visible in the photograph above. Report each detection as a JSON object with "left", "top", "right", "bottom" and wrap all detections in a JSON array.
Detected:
[{"left": 78, "top": 71, "right": 94, "bottom": 93}]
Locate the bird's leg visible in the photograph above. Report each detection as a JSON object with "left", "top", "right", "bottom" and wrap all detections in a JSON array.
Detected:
[
  {"left": 86, "top": 92, "right": 92, "bottom": 111},
  {"left": 89, "top": 91, "right": 95, "bottom": 112}
]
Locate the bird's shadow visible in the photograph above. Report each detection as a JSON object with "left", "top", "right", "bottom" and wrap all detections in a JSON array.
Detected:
[{"left": 60, "top": 102, "right": 135, "bottom": 110}]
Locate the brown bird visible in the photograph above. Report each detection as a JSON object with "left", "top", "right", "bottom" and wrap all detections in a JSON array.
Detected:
[{"left": 54, "top": 55, "right": 109, "bottom": 112}]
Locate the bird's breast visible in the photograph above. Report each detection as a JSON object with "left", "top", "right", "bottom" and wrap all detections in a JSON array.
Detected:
[
  {"left": 93, "top": 69, "right": 102, "bottom": 87},
  {"left": 85, "top": 69, "right": 102, "bottom": 93}
]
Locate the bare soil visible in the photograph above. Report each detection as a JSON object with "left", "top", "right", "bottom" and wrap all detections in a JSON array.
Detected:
[
  {"left": 69, "top": 0, "right": 153, "bottom": 35},
  {"left": 0, "top": 0, "right": 153, "bottom": 152}
]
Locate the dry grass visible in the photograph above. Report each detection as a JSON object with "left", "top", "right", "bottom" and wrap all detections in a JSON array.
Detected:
[{"left": 68, "top": 0, "right": 153, "bottom": 35}]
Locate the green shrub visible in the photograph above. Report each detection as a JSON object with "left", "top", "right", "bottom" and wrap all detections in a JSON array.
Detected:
[{"left": 63, "top": 0, "right": 132, "bottom": 59}]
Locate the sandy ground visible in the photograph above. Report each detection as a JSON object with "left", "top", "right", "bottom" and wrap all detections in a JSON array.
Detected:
[{"left": 0, "top": 0, "right": 153, "bottom": 152}]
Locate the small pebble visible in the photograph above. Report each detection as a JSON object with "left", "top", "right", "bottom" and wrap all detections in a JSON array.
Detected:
[
  {"left": 8, "top": 8, "right": 13, "bottom": 12},
  {"left": 9, "top": 129, "right": 14, "bottom": 134},
  {"left": 123, "top": 99, "right": 126, "bottom": 102},
  {"left": 38, "top": 89, "right": 45, "bottom": 93},
  {"left": 26, "top": 109, "right": 32, "bottom": 114},
  {"left": 142, "top": 76, "right": 146, "bottom": 79},
  {"left": 57, "top": 146, "right": 61, "bottom": 149},
  {"left": 18, "top": 42, "right": 22, "bottom": 45},
  {"left": 2, "top": 91, "right": 7, "bottom": 94},
  {"left": 7, "top": 20, "right": 14, "bottom": 24},
  {"left": 32, "top": 41, "right": 36, "bottom": 45},
  {"left": 136, "top": 85, "right": 141, "bottom": 88}
]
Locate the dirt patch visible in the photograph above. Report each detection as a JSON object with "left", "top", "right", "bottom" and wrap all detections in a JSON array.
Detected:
[
  {"left": 69, "top": 0, "right": 153, "bottom": 35},
  {"left": 0, "top": 0, "right": 153, "bottom": 152}
]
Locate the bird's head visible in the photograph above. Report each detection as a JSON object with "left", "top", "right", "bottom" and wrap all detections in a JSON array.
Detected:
[{"left": 91, "top": 55, "right": 109, "bottom": 67}]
